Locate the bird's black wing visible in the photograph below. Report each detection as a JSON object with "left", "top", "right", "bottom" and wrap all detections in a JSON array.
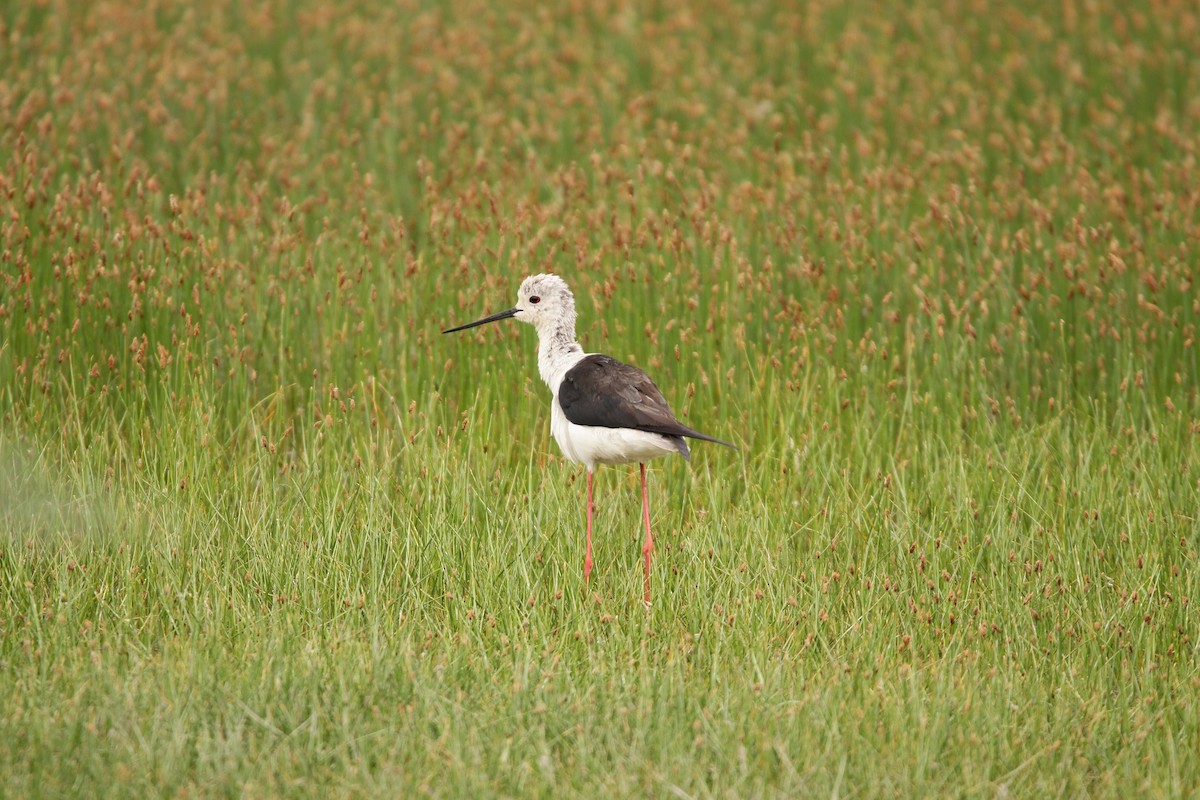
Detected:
[{"left": 558, "top": 355, "right": 736, "bottom": 448}]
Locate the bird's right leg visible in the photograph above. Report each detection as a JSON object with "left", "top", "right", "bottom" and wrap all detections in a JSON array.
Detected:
[
  {"left": 640, "top": 462, "right": 653, "bottom": 606},
  {"left": 584, "top": 469, "right": 595, "bottom": 581}
]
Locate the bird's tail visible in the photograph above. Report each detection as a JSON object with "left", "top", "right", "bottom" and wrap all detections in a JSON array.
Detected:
[
  {"left": 670, "top": 436, "right": 691, "bottom": 461},
  {"left": 677, "top": 425, "right": 738, "bottom": 450}
]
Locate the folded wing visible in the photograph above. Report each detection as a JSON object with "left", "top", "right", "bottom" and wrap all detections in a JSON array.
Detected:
[{"left": 558, "top": 355, "right": 736, "bottom": 448}]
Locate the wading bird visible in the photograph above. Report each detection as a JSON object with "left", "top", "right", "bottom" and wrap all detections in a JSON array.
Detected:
[{"left": 443, "top": 274, "right": 736, "bottom": 604}]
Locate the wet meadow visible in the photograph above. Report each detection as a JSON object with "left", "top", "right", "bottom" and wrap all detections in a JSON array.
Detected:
[{"left": 1, "top": 1, "right": 1198, "bottom": 796}]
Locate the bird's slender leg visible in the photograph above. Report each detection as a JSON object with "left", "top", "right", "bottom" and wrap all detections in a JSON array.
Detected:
[
  {"left": 640, "top": 462, "right": 653, "bottom": 605},
  {"left": 584, "top": 469, "right": 594, "bottom": 582}
]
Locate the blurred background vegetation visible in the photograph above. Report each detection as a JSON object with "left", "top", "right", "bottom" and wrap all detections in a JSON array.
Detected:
[{"left": 1, "top": 0, "right": 1197, "bottom": 796}]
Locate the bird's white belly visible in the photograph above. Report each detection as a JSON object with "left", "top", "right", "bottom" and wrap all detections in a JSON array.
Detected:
[{"left": 550, "top": 400, "right": 680, "bottom": 470}]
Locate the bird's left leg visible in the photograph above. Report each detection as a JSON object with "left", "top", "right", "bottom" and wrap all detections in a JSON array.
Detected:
[
  {"left": 584, "top": 469, "right": 595, "bottom": 582},
  {"left": 640, "top": 462, "right": 653, "bottom": 605}
]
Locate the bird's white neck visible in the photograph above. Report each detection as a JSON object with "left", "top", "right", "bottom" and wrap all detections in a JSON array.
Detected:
[{"left": 535, "top": 315, "right": 585, "bottom": 391}]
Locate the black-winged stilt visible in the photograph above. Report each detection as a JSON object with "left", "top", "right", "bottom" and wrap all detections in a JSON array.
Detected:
[{"left": 444, "top": 274, "right": 736, "bottom": 604}]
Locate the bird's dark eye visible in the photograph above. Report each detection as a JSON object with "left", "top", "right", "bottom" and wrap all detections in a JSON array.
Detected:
[{"left": 530, "top": 296, "right": 541, "bottom": 304}]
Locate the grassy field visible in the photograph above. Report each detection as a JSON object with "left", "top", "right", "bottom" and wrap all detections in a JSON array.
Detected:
[{"left": 2, "top": 0, "right": 1199, "bottom": 796}]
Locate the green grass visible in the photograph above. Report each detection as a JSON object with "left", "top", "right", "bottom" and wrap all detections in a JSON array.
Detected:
[{"left": 2, "top": 0, "right": 1199, "bottom": 796}]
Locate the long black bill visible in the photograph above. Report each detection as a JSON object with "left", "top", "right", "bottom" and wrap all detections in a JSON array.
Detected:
[{"left": 442, "top": 307, "right": 518, "bottom": 334}]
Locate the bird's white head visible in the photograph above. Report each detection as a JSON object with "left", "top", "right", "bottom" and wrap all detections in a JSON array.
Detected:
[
  {"left": 443, "top": 273, "right": 578, "bottom": 342},
  {"left": 512, "top": 274, "right": 575, "bottom": 334}
]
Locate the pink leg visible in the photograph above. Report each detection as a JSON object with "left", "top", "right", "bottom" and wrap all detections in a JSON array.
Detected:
[
  {"left": 584, "top": 470, "right": 594, "bottom": 582},
  {"left": 640, "top": 463, "right": 653, "bottom": 605}
]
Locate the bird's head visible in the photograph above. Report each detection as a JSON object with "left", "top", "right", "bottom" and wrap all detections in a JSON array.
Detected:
[
  {"left": 443, "top": 273, "right": 576, "bottom": 336},
  {"left": 512, "top": 274, "right": 574, "bottom": 330}
]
